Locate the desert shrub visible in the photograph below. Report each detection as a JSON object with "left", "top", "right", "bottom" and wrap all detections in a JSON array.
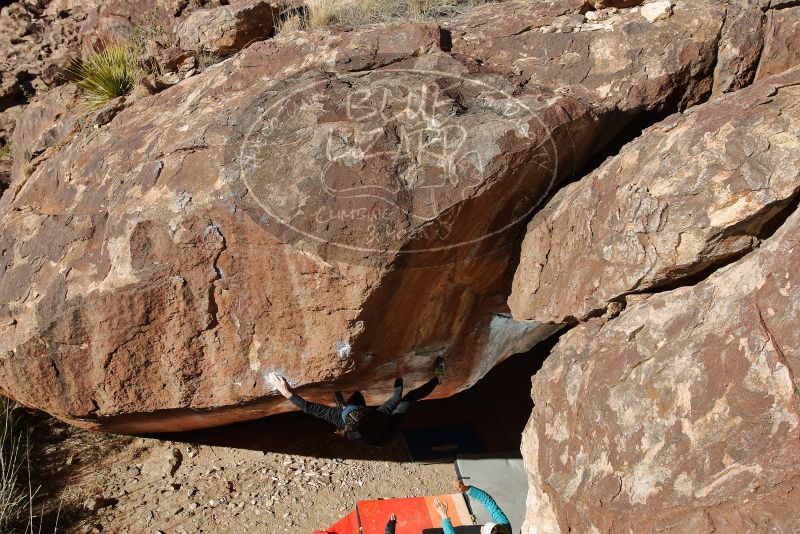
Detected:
[
  {"left": 68, "top": 44, "right": 142, "bottom": 108},
  {"left": 129, "top": 24, "right": 165, "bottom": 53},
  {"left": 408, "top": 0, "right": 461, "bottom": 19},
  {"left": 301, "top": 0, "right": 496, "bottom": 29},
  {"left": 0, "top": 145, "right": 10, "bottom": 161},
  {"left": 306, "top": 0, "right": 343, "bottom": 28},
  {"left": 197, "top": 50, "right": 224, "bottom": 71}
]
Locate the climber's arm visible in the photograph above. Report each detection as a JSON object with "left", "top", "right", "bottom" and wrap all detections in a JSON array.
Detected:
[
  {"left": 268, "top": 372, "right": 342, "bottom": 427},
  {"left": 434, "top": 498, "right": 457, "bottom": 534},
  {"left": 289, "top": 395, "right": 342, "bottom": 427},
  {"left": 467, "top": 486, "right": 511, "bottom": 527},
  {"left": 377, "top": 378, "right": 404, "bottom": 414}
]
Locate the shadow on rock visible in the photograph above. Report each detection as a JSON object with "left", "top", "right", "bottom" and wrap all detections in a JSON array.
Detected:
[{"left": 155, "top": 335, "right": 559, "bottom": 461}]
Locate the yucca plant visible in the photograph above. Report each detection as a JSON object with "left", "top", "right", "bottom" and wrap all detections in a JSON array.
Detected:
[{"left": 68, "top": 44, "right": 142, "bottom": 108}]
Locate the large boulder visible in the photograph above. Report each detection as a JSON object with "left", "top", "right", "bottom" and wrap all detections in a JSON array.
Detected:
[
  {"left": 0, "top": 25, "right": 592, "bottom": 432},
  {"left": 754, "top": 3, "right": 800, "bottom": 81},
  {"left": 509, "top": 67, "right": 800, "bottom": 324},
  {"left": 713, "top": 0, "right": 800, "bottom": 94},
  {"left": 447, "top": 0, "right": 800, "bottom": 137},
  {"left": 519, "top": 70, "right": 800, "bottom": 533},
  {"left": 447, "top": 0, "right": 723, "bottom": 113}
]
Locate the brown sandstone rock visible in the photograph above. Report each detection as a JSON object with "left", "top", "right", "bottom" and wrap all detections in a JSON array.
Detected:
[
  {"left": 447, "top": 0, "right": 724, "bottom": 113},
  {"left": 8, "top": 83, "right": 84, "bottom": 187},
  {"left": 449, "top": 0, "right": 800, "bottom": 143},
  {"left": 586, "top": 0, "right": 643, "bottom": 8},
  {"left": 755, "top": 4, "right": 800, "bottom": 81},
  {"left": 79, "top": 0, "right": 178, "bottom": 48},
  {"left": 713, "top": 1, "right": 800, "bottom": 95},
  {"left": 509, "top": 68, "right": 800, "bottom": 324},
  {"left": 0, "top": 0, "right": 95, "bottom": 105},
  {"left": 176, "top": 1, "right": 282, "bottom": 55},
  {"left": 522, "top": 189, "right": 800, "bottom": 534},
  {"left": 0, "top": 26, "right": 590, "bottom": 432},
  {"left": 711, "top": 0, "right": 767, "bottom": 95}
]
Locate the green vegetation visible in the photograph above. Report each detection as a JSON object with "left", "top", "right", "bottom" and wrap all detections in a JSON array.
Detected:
[
  {"left": 68, "top": 44, "right": 142, "bottom": 108},
  {"left": 0, "top": 145, "right": 10, "bottom": 161}
]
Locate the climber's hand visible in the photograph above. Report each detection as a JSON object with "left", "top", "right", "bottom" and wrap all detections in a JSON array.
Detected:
[
  {"left": 433, "top": 498, "right": 448, "bottom": 519},
  {"left": 268, "top": 373, "right": 293, "bottom": 398},
  {"left": 454, "top": 479, "right": 469, "bottom": 493}
]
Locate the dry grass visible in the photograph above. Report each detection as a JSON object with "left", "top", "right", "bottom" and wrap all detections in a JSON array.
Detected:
[
  {"left": 0, "top": 145, "right": 10, "bottom": 161},
  {"left": 0, "top": 398, "right": 33, "bottom": 532},
  {"left": 295, "top": 0, "right": 494, "bottom": 30},
  {"left": 197, "top": 50, "right": 224, "bottom": 71}
]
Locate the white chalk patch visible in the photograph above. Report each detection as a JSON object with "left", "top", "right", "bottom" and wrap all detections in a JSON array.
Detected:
[
  {"left": 335, "top": 341, "right": 351, "bottom": 359},
  {"left": 262, "top": 367, "right": 292, "bottom": 391}
]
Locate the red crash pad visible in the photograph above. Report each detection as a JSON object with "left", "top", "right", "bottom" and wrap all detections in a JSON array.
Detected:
[
  {"left": 318, "top": 494, "right": 474, "bottom": 534},
  {"left": 314, "top": 510, "right": 360, "bottom": 534}
]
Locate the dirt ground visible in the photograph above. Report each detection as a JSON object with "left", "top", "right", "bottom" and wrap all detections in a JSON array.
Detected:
[
  {"left": 25, "top": 417, "right": 453, "bottom": 533},
  {"left": 19, "top": 342, "right": 554, "bottom": 533}
]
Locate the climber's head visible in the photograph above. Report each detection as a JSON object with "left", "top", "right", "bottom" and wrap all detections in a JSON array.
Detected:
[{"left": 336, "top": 406, "right": 369, "bottom": 435}]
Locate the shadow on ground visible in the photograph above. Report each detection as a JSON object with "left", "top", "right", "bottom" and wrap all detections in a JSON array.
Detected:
[
  {"left": 157, "top": 335, "right": 559, "bottom": 462},
  {"left": 16, "top": 409, "right": 135, "bottom": 533}
]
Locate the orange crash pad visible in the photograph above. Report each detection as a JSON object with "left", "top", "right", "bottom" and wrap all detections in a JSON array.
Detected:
[{"left": 316, "top": 494, "right": 475, "bottom": 534}]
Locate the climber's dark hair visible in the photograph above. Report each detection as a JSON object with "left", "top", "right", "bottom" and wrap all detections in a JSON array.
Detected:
[
  {"left": 490, "top": 526, "right": 510, "bottom": 534},
  {"left": 336, "top": 406, "right": 369, "bottom": 435}
]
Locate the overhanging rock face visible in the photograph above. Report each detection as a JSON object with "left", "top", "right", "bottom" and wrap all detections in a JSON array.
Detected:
[{"left": 0, "top": 26, "right": 590, "bottom": 432}]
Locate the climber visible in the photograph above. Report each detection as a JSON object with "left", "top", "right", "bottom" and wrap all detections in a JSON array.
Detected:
[
  {"left": 385, "top": 513, "right": 397, "bottom": 534},
  {"left": 267, "top": 357, "right": 446, "bottom": 447},
  {"left": 433, "top": 480, "right": 511, "bottom": 534}
]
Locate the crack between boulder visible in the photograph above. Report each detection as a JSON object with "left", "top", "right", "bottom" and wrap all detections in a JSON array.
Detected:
[
  {"left": 207, "top": 229, "right": 227, "bottom": 332},
  {"left": 769, "top": 0, "right": 800, "bottom": 10},
  {"left": 619, "top": 188, "right": 800, "bottom": 300},
  {"left": 562, "top": 186, "right": 800, "bottom": 330}
]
